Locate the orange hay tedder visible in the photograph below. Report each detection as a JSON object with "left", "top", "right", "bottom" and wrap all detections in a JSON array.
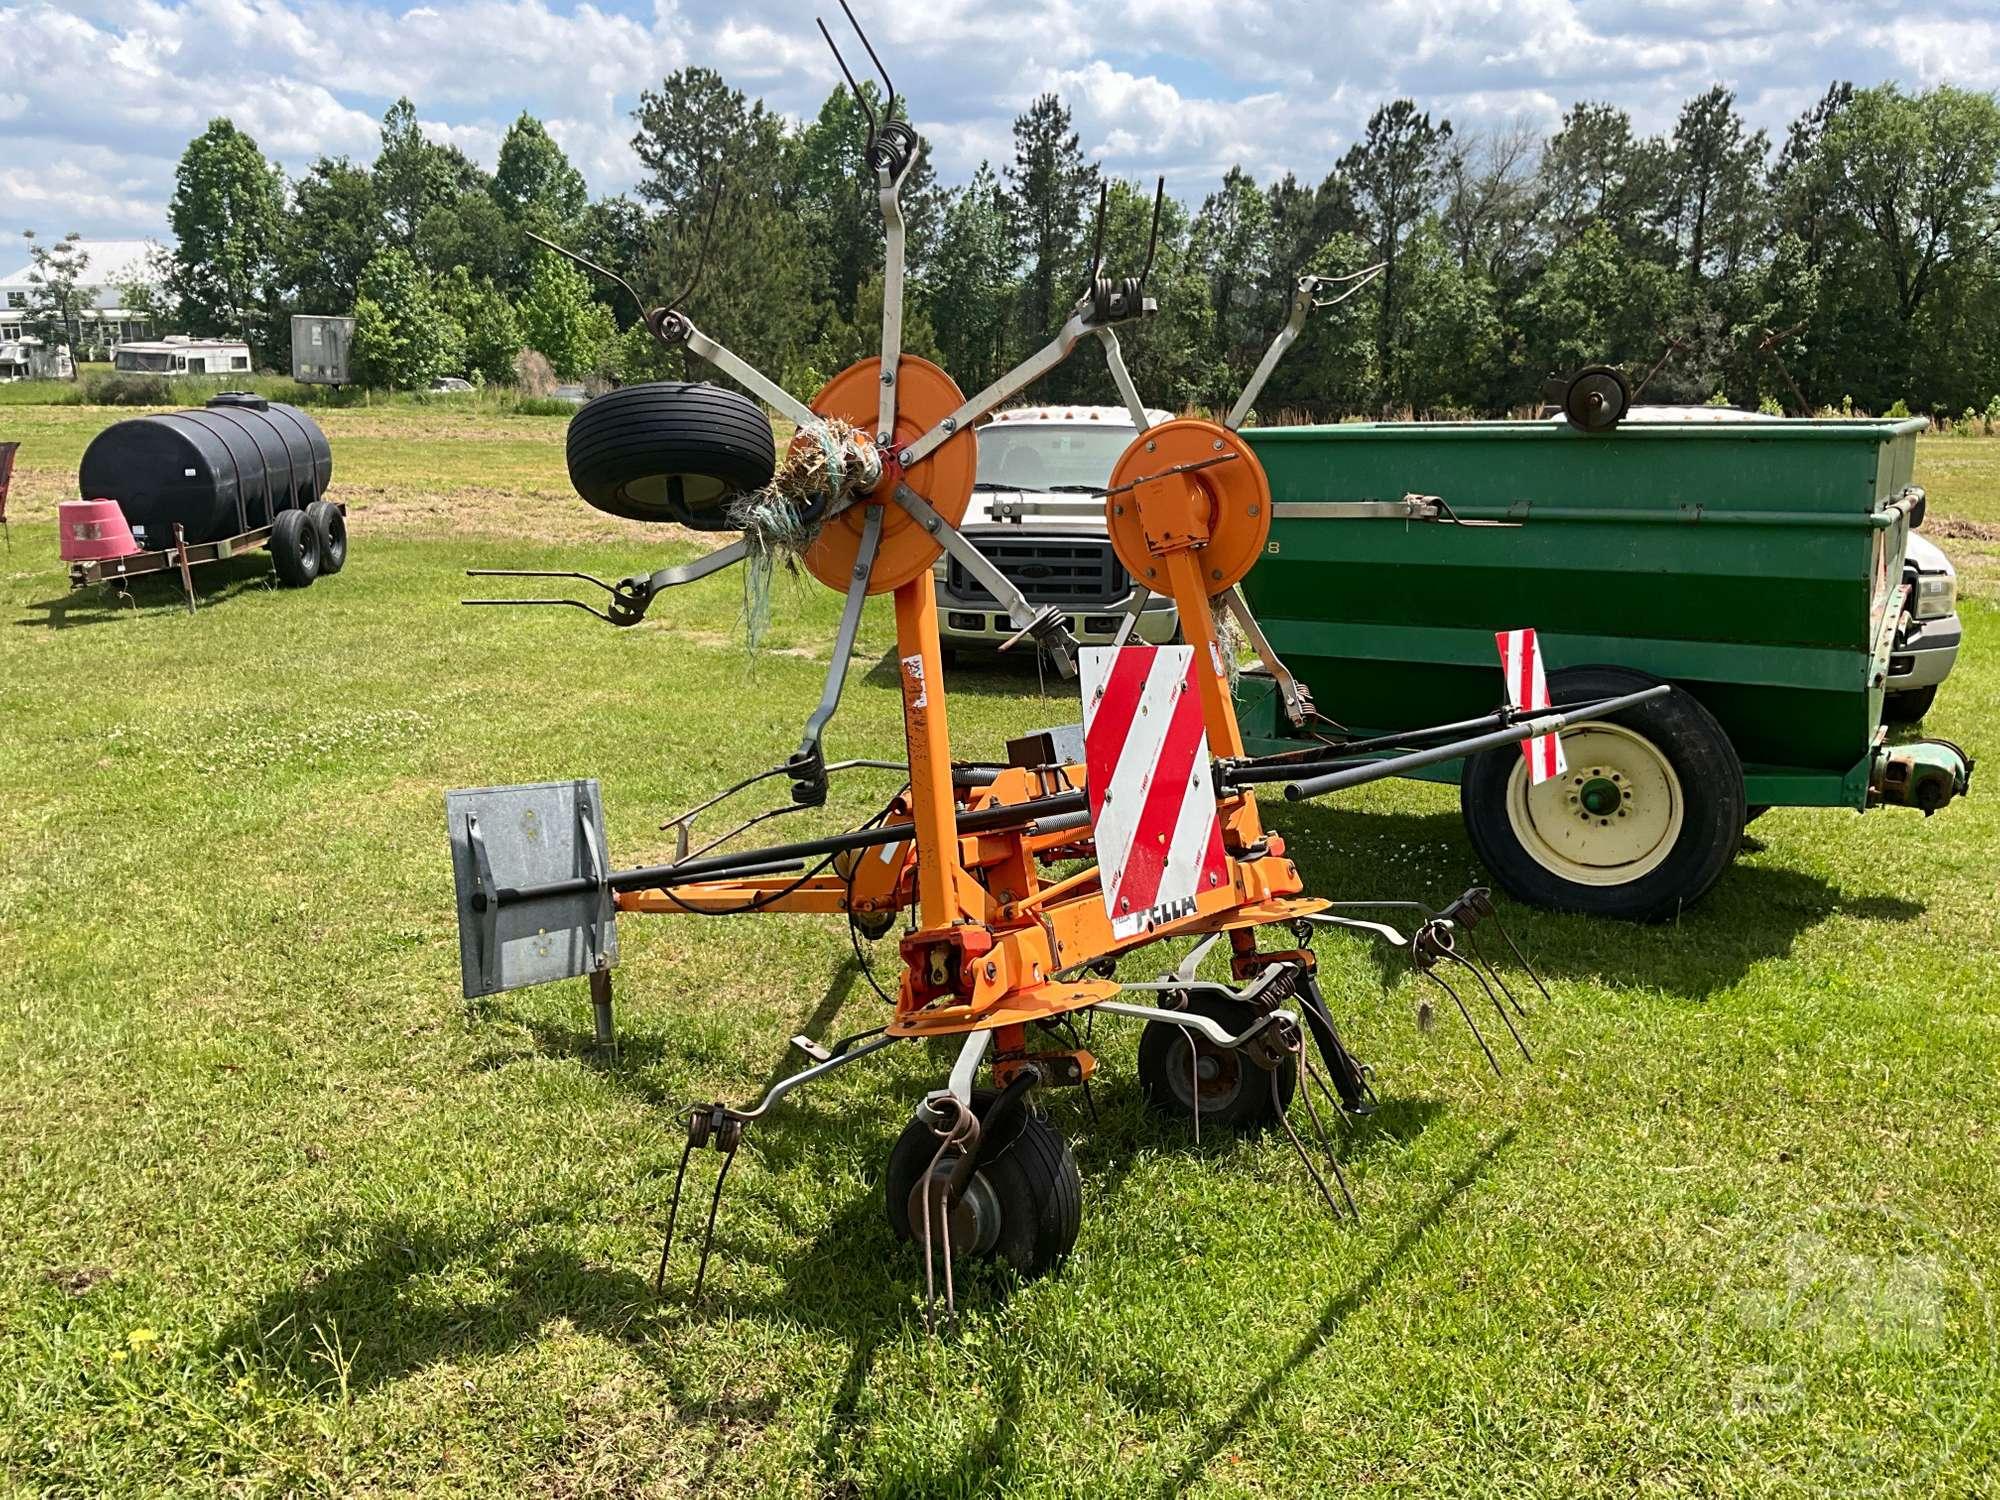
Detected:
[{"left": 447, "top": 5, "right": 1663, "bottom": 1325}]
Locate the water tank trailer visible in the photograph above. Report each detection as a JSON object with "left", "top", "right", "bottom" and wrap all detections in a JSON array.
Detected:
[{"left": 62, "top": 392, "right": 349, "bottom": 610}]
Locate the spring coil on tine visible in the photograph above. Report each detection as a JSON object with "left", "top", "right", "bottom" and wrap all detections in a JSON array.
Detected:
[{"left": 919, "top": 1095, "right": 979, "bottom": 1333}]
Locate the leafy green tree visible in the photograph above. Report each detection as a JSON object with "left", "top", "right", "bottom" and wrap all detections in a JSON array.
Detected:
[
  {"left": 439, "top": 266, "right": 521, "bottom": 384},
  {"left": 18, "top": 231, "right": 90, "bottom": 373},
  {"left": 1390, "top": 219, "right": 1505, "bottom": 413},
  {"left": 112, "top": 243, "right": 176, "bottom": 337},
  {"left": 351, "top": 247, "right": 462, "bottom": 388},
  {"left": 375, "top": 98, "right": 461, "bottom": 247},
  {"left": 927, "top": 163, "right": 1017, "bottom": 394},
  {"left": 1005, "top": 93, "right": 1099, "bottom": 352},
  {"left": 416, "top": 189, "right": 514, "bottom": 285},
  {"left": 492, "top": 114, "right": 589, "bottom": 230},
  {"left": 1537, "top": 103, "right": 1668, "bottom": 255},
  {"left": 1516, "top": 221, "right": 1677, "bottom": 383},
  {"left": 1191, "top": 167, "right": 1273, "bottom": 382},
  {"left": 629, "top": 67, "right": 818, "bottom": 395},
  {"left": 1664, "top": 86, "right": 1769, "bottom": 284},
  {"left": 516, "top": 251, "right": 614, "bottom": 381},
  {"left": 167, "top": 118, "right": 285, "bottom": 354},
  {"left": 282, "top": 157, "right": 383, "bottom": 313},
  {"left": 1340, "top": 100, "right": 1454, "bottom": 408}
]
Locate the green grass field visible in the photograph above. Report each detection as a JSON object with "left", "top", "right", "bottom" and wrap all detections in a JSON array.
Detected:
[{"left": 1, "top": 406, "right": 1996, "bottom": 1497}]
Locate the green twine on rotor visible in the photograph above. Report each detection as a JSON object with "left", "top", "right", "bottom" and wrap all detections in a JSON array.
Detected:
[{"left": 730, "top": 418, "right": 864, "bottom": 651}]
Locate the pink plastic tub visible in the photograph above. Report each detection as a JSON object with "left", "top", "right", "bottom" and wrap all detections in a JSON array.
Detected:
[{"left": 59, "top": 499, "right": 140, "bottom": 562}]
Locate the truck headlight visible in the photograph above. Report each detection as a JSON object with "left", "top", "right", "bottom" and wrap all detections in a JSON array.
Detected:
[{"left": 1914, "top": 573, "right": 1957, "bottom": 620}]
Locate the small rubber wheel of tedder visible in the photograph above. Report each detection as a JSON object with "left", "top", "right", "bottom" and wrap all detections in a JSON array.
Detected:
[
  {"left": 1137, "top": 993, "right": 1297, "bottom": 1132},
  {"left": 566, "top": 382, "right": 777, "bottom": 528},
  {"left": 268, "top": 507, "right": 321, "bottom": 588},
  {"left": 1460, "top": 664, "right": 1744, "bottom": 922},
  {"left": 885, "top": 1089, "right": 1081, "bottom": 1279},
  {"left": 306, "top": 500, "right": 347, "bottom": 575}
]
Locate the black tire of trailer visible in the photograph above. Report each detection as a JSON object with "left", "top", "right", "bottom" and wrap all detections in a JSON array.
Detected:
[
  {"left": 1459, "top": 665, "right": 1744, "bottom": 923},
  {"left": 306, "top": 500, "right": 347, "bottom": 575},
  {"left": 268, "top": 507, "right": 321, "bottom": 588},
  {"left": 566, "top": 382, "right": 777, "bottom": 528}
]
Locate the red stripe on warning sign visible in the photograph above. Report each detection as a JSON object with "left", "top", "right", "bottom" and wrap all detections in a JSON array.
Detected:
[{"left": 1107, "top": 652, "right": 1209, "bottom": 916}]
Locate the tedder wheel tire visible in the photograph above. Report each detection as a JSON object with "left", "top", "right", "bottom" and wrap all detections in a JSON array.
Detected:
[
  {"left": 1137, "top": 993, "right": 1297, "bottom": 1132},
  {"left": 1460, "top": 665, "right": 1744, "bottom": 922},
  {"left": 565, "top": 382, "right": 776, "bottom": 528},
  {"left": 306, "top": 500, "right": 347, "bottom": 575},
  {"left": 268, "top": 507, "right": 321, "bottom": 588},
  {"left": 885, "top": 1088, "right": 1081, "bottom": 1280},
  {"left": 1884, "top": 685, "right": 1938, "bottom": 724}
]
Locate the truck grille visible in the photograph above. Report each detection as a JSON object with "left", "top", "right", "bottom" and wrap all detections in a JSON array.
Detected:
[{"left": 948, "top": 537, "right": 1128, "bottom": 606}]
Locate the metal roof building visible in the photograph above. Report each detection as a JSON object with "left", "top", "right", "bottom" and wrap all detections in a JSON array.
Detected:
[{"left": 0, "top": 238, "right": 168, "bottom": 353}]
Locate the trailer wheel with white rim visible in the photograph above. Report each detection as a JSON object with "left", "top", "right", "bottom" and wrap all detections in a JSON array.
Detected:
[{"left": 1459, "top": 665, "right": 1743, "bottom": 922}]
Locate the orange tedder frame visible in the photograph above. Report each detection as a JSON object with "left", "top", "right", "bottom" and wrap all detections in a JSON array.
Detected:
[{"left": 617, "top": 359, "right": 1331, "bottom": 1085}]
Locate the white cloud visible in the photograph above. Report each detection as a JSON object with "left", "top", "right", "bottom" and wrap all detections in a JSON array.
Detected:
[{"left": 5, "top": 0, "right": 1998, "bottom": 244}]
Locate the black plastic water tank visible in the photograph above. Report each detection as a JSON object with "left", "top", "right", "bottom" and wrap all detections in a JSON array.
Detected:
[{"left": 78, "top": 393, "right": 334, "bottom": 546}]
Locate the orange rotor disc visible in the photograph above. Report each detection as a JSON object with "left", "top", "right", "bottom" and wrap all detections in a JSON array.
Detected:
[
  {"left": 802, "top": 355, "right": 975, "bottom": 596},
  {"left": 1104, "top": 418, "right": 1272, "bottom": 595}
]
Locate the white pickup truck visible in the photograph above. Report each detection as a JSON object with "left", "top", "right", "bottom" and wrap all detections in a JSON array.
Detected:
[{"left": 932, "top": 405, "right": 1179, "bottom": 660}]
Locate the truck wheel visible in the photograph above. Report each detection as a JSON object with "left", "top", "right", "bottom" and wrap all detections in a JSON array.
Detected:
[
  {"left": 1884, "top": 685, "right": 1937, "bottom": 724},
  {"left": 566, "top": 382, "right": 776, "bottom": 528},
  {"left": 268, "top": 508, "right": 321, "bottom": 588},
  {"left": 1460, "top": 666, "right": 1743, "bottom": 922},
  {"left": 306, "top": 501, "right": 347, "bottom": 575}
]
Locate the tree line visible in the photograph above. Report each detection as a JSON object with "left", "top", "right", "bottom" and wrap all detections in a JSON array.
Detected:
[{"left": 99, "top": 72, "right": 2000, "bottom": 416}]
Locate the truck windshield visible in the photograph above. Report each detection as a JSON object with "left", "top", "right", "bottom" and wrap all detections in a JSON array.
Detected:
[{"left": 975, "top": 425, "right": 1131, "bottom": 492}]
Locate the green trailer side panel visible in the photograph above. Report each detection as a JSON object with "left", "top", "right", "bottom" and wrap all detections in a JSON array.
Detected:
[{"left": 1238, "top": 418, "right": 1922, "bottom": 808}]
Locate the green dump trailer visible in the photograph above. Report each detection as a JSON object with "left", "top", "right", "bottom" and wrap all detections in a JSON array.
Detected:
[{"left": 1233, "top": 415, "right": 1973, "bottom": 921}]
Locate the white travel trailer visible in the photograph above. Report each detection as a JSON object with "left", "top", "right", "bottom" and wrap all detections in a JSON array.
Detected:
[
  {"left": 112, "top": 336, "right": 253, "bottom": 376},
  {"left": 0, "top": 335, "right": 72, "bottom": 381}
]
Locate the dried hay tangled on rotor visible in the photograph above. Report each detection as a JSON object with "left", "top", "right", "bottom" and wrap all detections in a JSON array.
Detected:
[{"left": 730, "top": 417, "right": 876, "bottom": 649}]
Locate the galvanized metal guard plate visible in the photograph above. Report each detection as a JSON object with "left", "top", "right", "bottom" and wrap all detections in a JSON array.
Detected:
[{"left": 446, "top": 779, "right": 616, "bottom": 999}]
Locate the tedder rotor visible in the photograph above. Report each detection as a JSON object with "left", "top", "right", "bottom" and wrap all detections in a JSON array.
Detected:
[{"left": 446, "top": 6, "right": 1670, "bottom": 1326}]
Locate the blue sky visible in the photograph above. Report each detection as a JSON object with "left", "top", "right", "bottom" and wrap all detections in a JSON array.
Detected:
[{"left": 4, "top": 0, "right": 1997, "bottom": 245}]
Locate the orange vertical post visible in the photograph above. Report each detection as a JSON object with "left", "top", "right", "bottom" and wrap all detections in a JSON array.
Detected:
[{"left": 892, "top": 576, "right": 963, "bottom": 927}]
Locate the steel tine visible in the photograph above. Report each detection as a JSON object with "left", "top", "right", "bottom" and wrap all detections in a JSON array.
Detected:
[
  {"left": 938, "top": 1169, "right": 958, "bottom": 1334},
  {"left": 1296, "top": 1056, "right": 1359, "bottom": 1219},
  {"left": 523, "top": 231, "right": 649, "bottom": 321},
  {"left": 838, "top": 0, "right": 897, "bottom": 117},
  {"left": 1490, "top": 914, "right": 1553, "bottom": 1010},
  {"left": 1270, "top": 1066, "right": 1344, "bottom": 1221},
  {"left": 1085, "top": 181, "right": 1109, "bottom": 285},
  {"left": 653, "top": 1127, "right": 700, "bottom": 1293},
  {"left": 1465, "top": 926, "right": 1531, "bottom": 1019},
  {"left": 1189, "top": 1033, "right": 1201, "bottom": 1146},
  {"left": 1445, "top": 949, "right": 1531, "bottom": 1063},
  {"left": 1425, "top": 966, "right": 1501, "bottom": 1078},
  {"left": 688, "top": 1141, "right": 738, "bottom": 1302},
  {"left": 816, "top": 17, "right": 877, "bottom": 139}
]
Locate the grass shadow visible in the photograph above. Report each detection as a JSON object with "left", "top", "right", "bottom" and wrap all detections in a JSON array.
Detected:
[
  {"left": 1277, "top": 801, "right": 1925, "bottom": 999},
  {"left": 1158, "top": 1125, "right": 1518, "bottom": 1496},
  {"left": 17, "top": 554, "right": 279, "bottom": 628}
]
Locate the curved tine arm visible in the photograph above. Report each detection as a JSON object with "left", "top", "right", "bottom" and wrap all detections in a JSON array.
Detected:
[
  {"left": 609, "top": 537, "right": 751, "bottom": 625},
  {"left": 1305, "top": 260, "right": 1388, "bottom": 308},
  {"left": 1083, "top": 180, "right": 1109, "bottom": 288},
  {"left": 1093, "top": 999, "right": 1300, "bottom": 1050},
  {"left": 1300, "top": 911, "right": 1413, "bottom": 949},
  {"left": 461, "top": 596, "right": 617, "bottom": 624},
  {"left": 1226, "top": 280, "right": 1315, "bottom": 431},
  {"left": 1218, "top": 585, "right": 1313, "bottom": 725},
  {"left": 660, "top": 312, "right": 819, "bottom": 429},
  {"left": 664, "top": 182, "right": 725, "bottom": 313},
  {"left": 1094, "top": 327, "right": 1151, "bottom": 430},
  {"left": 795, "top": 505, "right": 883, "bottom": 766},
  {"left": 899, "top": 308, "right": 1095, "bottom": 466},
  {"left": 722, "top": 1034, "right": 904, "bottom": 1124},
  {"left": 817, "top": 15, "right": 878, "bottom": 141},
  {"left": 1136, "top": 176, "right": 1165, "bottom": 291},
  {"left": 524, "top": 231, "right": 649, "bottom": 321},
  {"left": 889, "top": 483, "right": 1078, "bottom": 668}
]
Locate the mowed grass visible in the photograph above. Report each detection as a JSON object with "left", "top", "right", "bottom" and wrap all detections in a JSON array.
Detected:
[{"left": 1, "top": 406, "right": 1997, "bottom": 1497}]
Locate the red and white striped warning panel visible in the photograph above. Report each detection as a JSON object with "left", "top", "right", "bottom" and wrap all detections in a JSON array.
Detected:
[
  {"left": 1079, "top": 645, "right": 1229, "bottom": 940},
  {"left": 1496, "top": 627, "right": 1567, "bottom": 784}
]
